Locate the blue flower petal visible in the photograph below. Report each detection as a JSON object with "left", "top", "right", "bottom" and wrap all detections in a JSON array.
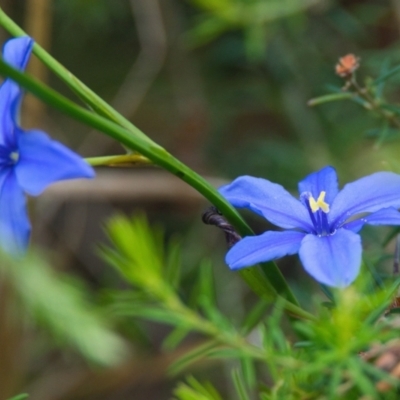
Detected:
[
  {"left": 15, "top": 130, "right": 95, "bottom": 196},
  {"left": 226, "top": 230, "right": 305, "bottom": 270},
  {"left": 330, "top": 172, "right": 400, "bottom": 228},
  {"left": 0, "top": 169, "right": 30, "bottom": 254},
  {"left": 0, "top": 38, "right": 33, "bottom": 147},
  {"left": 298, "top": 166, "right": 339, "bottom": 205},
  {"left": 298, "top": 229, "right": 362, "bottom": 287},
  {"left": 343, "top": 207, "right": 400, "bottom": 233},
  {"left": 219, "top": 176, "right": 312, "bottom": 230},
  {"left": 3, "top": 37, "right": 34, "bottom": 70},
  {"left": 0, "top": 80, "right": 20, "bottom": 147}
]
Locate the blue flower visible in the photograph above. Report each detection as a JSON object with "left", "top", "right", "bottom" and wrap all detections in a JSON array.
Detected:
[
  {"left": 0, "top": 37, "right": 95, "bottom": 254},
  {"left": 219, "top": 166, "right": 400, "bottom": 287}
]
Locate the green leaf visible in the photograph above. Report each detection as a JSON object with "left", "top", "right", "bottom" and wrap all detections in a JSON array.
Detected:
[
  {"left": 162, "top": 326, "right": 191, "bottom": 350},
  {"left": 240, "top": 298, "right": 270, "bottom": 335},
  {"left": 197, "top": 260, "right": 216, "bottom": 307},
  {"left": 232, "top": 368, "right": 251, "bottom": 400},
  {"left": 307, "top": 92, "right": 355, "bottom": 107},
  {"left": 374, "top": 64, "right": 400, "bottom": 85},
  {"left": 184, "top": 16, "right": 232, "bottom": 48},
  {"left": 1, "top": 250, "right": 126, "bottom": 366},
  {"left": 173, "top": 376, "right": 223, "bottom": 400},
  {"left": 7, "top": 395, "right": 29, "bottom": 400},
  {"left": 114, "top": 305, "right": 176, "bottom": 323},
  {"left": 374, "top": 120, "right": 390, "bottom": 148},
  {"left": 240, "top": 356, "right": 257, "bottom": 389},
  {"left": 375, "top": 58, "right": 390, "bottom": 98},
  {"left": 169, "top": 340, "right": 219, "bottom": 375},
  {"left": 204, "top": 347, "right": 248, "bottom": 359},
  {"left": 103, "top": 214, "right": 164, "bottom": 287},
  {"left": 360, "top": 359, "right": 399, "bottom": 387},
  {"left": 328, "top": 364, "right": 344, "bottom": 399},
  {"left": 165, "top": 235, "right": 183, "bottom": 289},
  {"left": 347, "top": 357, "right": 379, "bottom": 397}
]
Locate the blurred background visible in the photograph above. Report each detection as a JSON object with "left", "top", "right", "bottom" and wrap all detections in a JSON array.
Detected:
[{"left": 2, "top": 0, "right": 400, "bottom": 398}]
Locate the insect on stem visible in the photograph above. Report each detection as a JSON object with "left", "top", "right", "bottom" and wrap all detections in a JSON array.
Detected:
[{"left": 202, "top": 206, "right": 242, "bottom": 248}]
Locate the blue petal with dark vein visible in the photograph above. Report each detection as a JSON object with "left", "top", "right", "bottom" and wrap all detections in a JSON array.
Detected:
[
  {"left": 330, "top": 172, "right": 400, "bottom": 228},
  {"left": 219, "top": 176, "right": 312, "bottom": 231},
  {"left": 298, "top": 166, "right": 339, "bottom": 205},
  {"left": 343, "top": 207, "right": 400, "bottom": 233},
  {"left": 226, "top": 230, "right": 305, "bottom": 270},
  {"left": 298, "top": 229, "right": 362, "bottom": 287},
  {"left": 3, "top": 37, "right": 33, "bottom": 71}
]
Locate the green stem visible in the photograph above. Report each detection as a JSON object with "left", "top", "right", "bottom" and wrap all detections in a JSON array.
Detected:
[
  {"left": 350, "top": 77, "right": 400, "bottom": 130},
  {"left": 154, "top": 284, "right": 270, "bottom": 360}
]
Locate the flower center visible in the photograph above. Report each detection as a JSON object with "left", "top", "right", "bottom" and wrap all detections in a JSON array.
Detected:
[
  {"left": 0, "top": 145, "right": 19, "bottom": 167},
  {"left": 301, "top": 191, "right": 333, "bottom": 236},
  {"left": 309, "top": 191, "right": 330, "bottom": 213},
  {"left": 9, "top": 151, "right": 19, "bottom": 164}
]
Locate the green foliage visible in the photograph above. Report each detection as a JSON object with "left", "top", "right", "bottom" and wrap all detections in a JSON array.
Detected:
[
  {"left": 1, "top": 250, "right": 126, "bottom": 366},
  {"left": 185, "top": 0, "right": 319, "bottom": 58},
  {"left": 101, "top": 214, "right": 267, "bottom": 361},
  {"left": 101, "top": 213, "right": 400, "bottom": 399},
  {"left": 173, "top": 376, "right": 223, "bottom": 400}
]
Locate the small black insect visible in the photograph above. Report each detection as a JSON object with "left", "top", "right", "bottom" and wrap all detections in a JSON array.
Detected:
[{"left": 202, "top": 206, "right": 241, "bottom": 248}]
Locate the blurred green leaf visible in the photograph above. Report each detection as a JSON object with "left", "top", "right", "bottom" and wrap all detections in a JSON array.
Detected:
[
  {"left": 197, "top": 260, "right": 217, "bottom": 308},
  {"left": 375, "top": 58, "right": 391, "bottom": 99},
  {"left": 327, "top": 365, "right": 343, "bottom": 399},
  {"left": 244, "top": 22, "right": 270, "bottom": 61},
  {"left": 102, "top": 213, "right": 165, "bottom": 288},
  {"left": 361, "top": 359, "right": 399, "bottom": 387},
  {"left": 347, "top": 357, "right": 378, "bottom": 397},
  {"left": 364, "top": 126, "right": 400, "bottom": 142},
  {"left": 7, "top": 395, "right": 29, "bottom": 400},
  {"left": 2, "top": 251, "right": 126, "bottom": 366},
  {"left": 169, "top": 340, "right": 219, "bottom": 375},
  {"left": 189, "top": 0, "right": 234, "bottom": 14},
  {"left": 240, "top": 298, "right": 269, "bottom": 335},
  {"left": 307, "top": 92, "right": 355, "bottom": 106},
  {"left": 185, "top": 0, "right": 326, "bottom": 56},
  {"left": 173, "top": 375, "right": 223, "bottom": 400},
  {"left": 185, "top": 16, "right": 232, "bottom": 47},
  {"left": 241, "top": 356, "right": 257, "bottom": 390},
  {"left": 232, "top": 368, "right": 251, "bottom": 400},
  {"left": 374, "top": 64, "right": 400, "bottom": 85},
  {"left": 165, "top": 236, "right": 183, "bottom": 290},
  {"left": 380, "top": 103, "right": 400, "bottom": 116},
  {"left": 163, "top": 326, "right": 191, "bottom": 350}
]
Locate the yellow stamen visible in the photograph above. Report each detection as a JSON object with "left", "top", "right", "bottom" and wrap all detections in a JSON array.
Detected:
[
  {"left": 309, "top": 191, "right": 330, "bottom": 213},
  {"left": 10, "top": 151, "right": 19, "bottom": 163}
]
